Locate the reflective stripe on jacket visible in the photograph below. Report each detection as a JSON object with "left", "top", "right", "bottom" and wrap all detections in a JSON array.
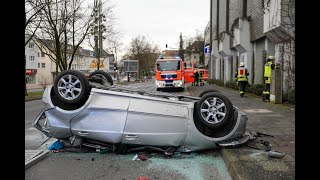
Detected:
[
  {"left": 237, "top": 67, "right": 248, "bottom": 81},
  {"left": 264, "top": 62, "right": 272, "bottom": 78},
  {"left": 264, "top": 62, "right": 272, "bottom": 84}
]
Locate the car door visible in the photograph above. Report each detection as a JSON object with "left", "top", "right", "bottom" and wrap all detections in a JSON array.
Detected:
[
  {"left": 122, "top": 97, "right": 189, "bottom": 146},
  {"left": 70, "top": 90, "right": 130, "bottom": 143}
]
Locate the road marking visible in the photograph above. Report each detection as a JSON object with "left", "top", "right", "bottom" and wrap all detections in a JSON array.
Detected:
[{"left": 242, "top": 109, "right": 273, "bottom": 113}]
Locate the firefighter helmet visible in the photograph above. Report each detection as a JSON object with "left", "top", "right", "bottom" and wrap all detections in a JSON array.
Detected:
[{"left": 267, "top": 56, "right": 275, "bottom": 61}]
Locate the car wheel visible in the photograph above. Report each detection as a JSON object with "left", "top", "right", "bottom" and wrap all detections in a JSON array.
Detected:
[
  {"left": 198, "top": 89, "right": 221, "bottom": 97},
  {"left": 195, "top": 92, "right": 234, "bottom": 129},
  {"left": 89, "top": 70, "right": 113, "bottom": 86},
  {"left": 53, "top": 70, "right": 90, "bottom": 105}
]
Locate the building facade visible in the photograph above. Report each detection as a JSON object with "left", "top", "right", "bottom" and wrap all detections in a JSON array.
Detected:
[
  {"left": 207, "top": 0, "right": 295, "bottom": 93},
  {"left": 28, "top": 39, "right": 115, "bottom": 89},
  {"left": 25, "top": 36, "right": 38, "bottom": 85}
]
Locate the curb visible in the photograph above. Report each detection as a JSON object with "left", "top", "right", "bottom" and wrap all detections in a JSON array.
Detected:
[{"left": 220, "top": 148, "right": 244, "bottom": 180}]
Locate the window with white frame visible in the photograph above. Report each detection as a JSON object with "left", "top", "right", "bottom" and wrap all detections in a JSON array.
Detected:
[
  {"left": 29, "top": 42, "right": 35, "bottom": 49},
  {"left": 29, "top": 56, "right": 35, "bottom": 62}
]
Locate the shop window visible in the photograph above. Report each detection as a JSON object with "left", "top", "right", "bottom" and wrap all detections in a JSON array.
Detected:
[{"left": 26, "top": 75, "right": 36, "bottom": 84}]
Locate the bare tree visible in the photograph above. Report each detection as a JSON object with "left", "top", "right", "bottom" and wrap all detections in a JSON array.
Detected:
[
  {"left": 125, "top": 36, "right": 160, "bottom": 78},
  {"left": 105, "top": 34, "right": 123, "bottom": 64},
  {"left": 34, "top": 0, "right": 96, "bottom": 73},
  {"left": 37, "top": 75, "right": 51, "bottom": 90},
  {"left": 25, "top": 0, "right": 45, "bottom": 46},
  {"left": 25, "top": 0, "right": 45, "bottom": 96}
]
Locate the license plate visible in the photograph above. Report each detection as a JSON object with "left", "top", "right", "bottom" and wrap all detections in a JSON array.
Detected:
[{"left": 166, "top": 82, "right": 173, "bottom": 85}]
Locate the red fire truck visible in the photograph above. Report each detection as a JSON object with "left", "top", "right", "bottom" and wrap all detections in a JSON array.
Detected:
[{"left": 155, "top": 57, "right": 185, "bottom": 91}]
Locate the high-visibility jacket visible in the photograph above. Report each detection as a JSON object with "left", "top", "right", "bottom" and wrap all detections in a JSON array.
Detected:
[
  {"left": 264, "top": 61, "right": 272, "bottom": 84},
  {"left": 237, "top": 67, "right": 248, "bottom": 81}
]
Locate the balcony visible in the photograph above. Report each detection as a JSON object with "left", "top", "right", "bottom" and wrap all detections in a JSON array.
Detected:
[
  {"left": 263, "top": 0, "right": 295, "bottom": 43},
  {"left": 218, "top": 32, "right": 231, "bottom": 57},
  {"left": 231, "top": 18, "right": 253, "bottom": 53}
]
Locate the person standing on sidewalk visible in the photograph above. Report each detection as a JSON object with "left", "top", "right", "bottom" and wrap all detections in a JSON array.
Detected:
[
  {"left": 235, "top": 62, "right": 249, "bottom": 97},
  {"left": 193, "top": 70, "right": 200, "bottom": 86},
  {"left": 263, "top": 56, "right": 275, "bottom": 102},
  {"left": 199, "top": 70, "right": 204, "bottom": 86}
]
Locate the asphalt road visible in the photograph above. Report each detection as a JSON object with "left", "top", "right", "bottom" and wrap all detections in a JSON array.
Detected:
[
  {"left": 25, "top": 99, "right": 48, "bottom": 150},
  {"left": 25, "top": 81, "right": 232, "bottom": 180}
]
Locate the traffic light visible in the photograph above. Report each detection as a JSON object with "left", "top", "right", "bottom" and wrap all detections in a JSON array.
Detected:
[{"left": 166, "top": 44, "right": 167, "bottom": 48}]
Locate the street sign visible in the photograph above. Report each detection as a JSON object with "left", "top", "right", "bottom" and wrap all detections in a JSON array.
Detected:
[
  {"left": 123, "top": 60, "right": 139, "bottom": 72},
  {"left": 204, "top": 45, "right": 210, "bottom": 54}
]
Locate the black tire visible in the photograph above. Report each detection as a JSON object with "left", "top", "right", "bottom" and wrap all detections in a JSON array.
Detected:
[
  {"left": 199, "top": 89, "right": 221, "bottom": 97},
  {"left": 89, "top": 70, "right": 113, "bottom": 86},
  {"left": 195, "top": 92, "right": 234, "bottom": 129},
  {"left": 53, "top": 70, "right": 90, "bottom": 105}
]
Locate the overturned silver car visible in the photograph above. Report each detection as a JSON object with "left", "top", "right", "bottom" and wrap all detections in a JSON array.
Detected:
[{"left": 34, "top": 70, "right": 248, "bottom": 154}]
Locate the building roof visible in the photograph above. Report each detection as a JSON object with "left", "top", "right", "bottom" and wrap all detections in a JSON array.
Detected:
[
  {"left": 36, "top": 38, "right": 110, "bottom": 58},
  {"left": 186, "top": 41, "right": 204, "bottom": 52}
]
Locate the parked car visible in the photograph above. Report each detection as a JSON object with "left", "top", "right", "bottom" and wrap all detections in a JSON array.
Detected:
[{"left": 34, "top": 70, "right": 248, "bottom": 154}]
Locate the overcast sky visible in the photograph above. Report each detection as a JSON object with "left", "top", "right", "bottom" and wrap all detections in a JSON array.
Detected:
[{"left": 112, "top": 0, "right": 210, "bottom": 58}]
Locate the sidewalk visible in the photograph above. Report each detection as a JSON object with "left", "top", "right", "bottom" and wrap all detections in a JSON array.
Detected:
[{"left": 187, "top": 84, "right": 295, "bottom": 180}]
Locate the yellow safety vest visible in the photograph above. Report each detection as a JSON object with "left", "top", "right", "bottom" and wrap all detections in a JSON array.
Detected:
[
  {"left": 264, "top": 62, "right": 272, "bottom": 84},
  {"left": 237, "top": 67, "right": 248, "bottom": 81}
]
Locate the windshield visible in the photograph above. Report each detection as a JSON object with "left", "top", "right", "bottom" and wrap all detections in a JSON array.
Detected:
[{"left": 157, "top": 60, "right": 180, "bottom": 71}]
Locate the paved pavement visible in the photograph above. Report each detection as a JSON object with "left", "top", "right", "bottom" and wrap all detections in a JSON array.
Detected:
[{"left": 187, "top": 83, "right": 295, "bottom": 180}]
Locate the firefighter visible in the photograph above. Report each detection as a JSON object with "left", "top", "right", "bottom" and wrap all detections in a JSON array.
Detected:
[
  {"left": 235, "top": 62, "right": 249, "bottom": 97},
  {"left": 194, "top": 70, "right": 200, "bottom": 86},
  {"left": 199, "top": 70, "right": 204, "bottom": 86},
  {"left": 263, "top": 56, "right": 276, "bottom": 102}
]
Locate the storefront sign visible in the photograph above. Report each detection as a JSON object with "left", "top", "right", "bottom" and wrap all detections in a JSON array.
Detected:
[{"left": 26, "top": 69, "right": 37, "bottom": 75}]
